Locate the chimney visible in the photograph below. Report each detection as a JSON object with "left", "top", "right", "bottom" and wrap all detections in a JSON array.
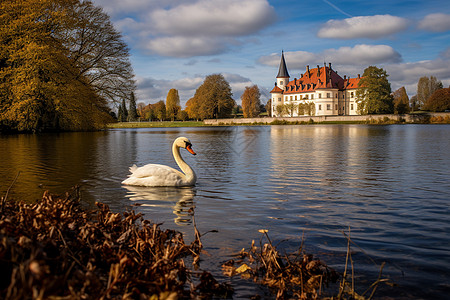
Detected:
[
  {"left": 358, "top": 74, "right": 360, "bottom": 79},
  {"left": 317, "top": 65, "right": 320, "bottom": 76},
  {"left": 328, "top": 62, "right": 332, "bottom": 69},
  {"left": 344, "top": 75, "right": 346, "bottom": 80},
  {"left": 306, "top": 65, "right": 309, "bottom": 72}
]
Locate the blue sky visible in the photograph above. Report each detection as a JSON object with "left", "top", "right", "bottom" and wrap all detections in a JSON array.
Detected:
[{"left": 92, "top": 0, "right": 450, "bottom": 107}]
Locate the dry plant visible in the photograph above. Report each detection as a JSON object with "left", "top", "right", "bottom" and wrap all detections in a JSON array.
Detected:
[
  {"left": 222, "top": 229, "right": 394, "bottom": 300},
  {"left": 222, "top": 229, "right": 339, "bottom": 299},
  {"left": 0, "top": 186, "right": 232, "bottom": 299}
]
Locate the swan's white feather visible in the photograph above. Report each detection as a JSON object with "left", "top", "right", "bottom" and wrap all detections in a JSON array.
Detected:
[
  {"left": 122, "top": 137, "right": 196, "bottom": 187},
  {"left": 122, "top": 164, "right": 188, "bottom": 187}
]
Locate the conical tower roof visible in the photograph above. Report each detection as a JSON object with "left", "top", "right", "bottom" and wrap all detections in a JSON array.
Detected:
[{"left": 277, "top": 51, "right": 290, "bottom": 78}]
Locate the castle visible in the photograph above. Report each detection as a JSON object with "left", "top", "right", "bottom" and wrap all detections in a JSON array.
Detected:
[{"left": 270, "top": 52, "right": 363, "bottom": 117}]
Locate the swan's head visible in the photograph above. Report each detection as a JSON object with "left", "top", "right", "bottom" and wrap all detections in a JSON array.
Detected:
[{"left": 175, "top": 137, "right": 196, "bottom": 155}]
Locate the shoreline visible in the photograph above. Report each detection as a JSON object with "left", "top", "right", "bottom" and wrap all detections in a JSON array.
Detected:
[{"left": 107, "top": 112, "right": 450, "bottom": 128}]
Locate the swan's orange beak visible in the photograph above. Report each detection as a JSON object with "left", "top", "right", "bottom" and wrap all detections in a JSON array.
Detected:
[{"left": 186, "top": 144, "right": 196, "bottom": 155}]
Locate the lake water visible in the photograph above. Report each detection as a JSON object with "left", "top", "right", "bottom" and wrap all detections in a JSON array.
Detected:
[{"left": 1, "top": 125, "right": 449, "bottom": 299}]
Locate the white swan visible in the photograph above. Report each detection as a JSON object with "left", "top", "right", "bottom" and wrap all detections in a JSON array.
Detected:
[{"left": 122, "top": 137, "right": 197, "bottom": 187}]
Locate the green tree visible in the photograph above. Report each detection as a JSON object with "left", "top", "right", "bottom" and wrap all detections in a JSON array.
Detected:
[
  {"left": 392, "top": 86, "right": 410, "bottom": 114},
  {"left": 232, "top": 105, "right": 241, "bottom": 118},
  {"left": 275, "top": 104, "right": 285, "bottom": 117},
  {"left": 166, "top": 89, "right": 181, "bottom": 121},
  {"left": 128, "top": 92, "right": 138, "bottom": 121},
  {"left": 194, "top": 74, "right": 235, "bottom": 119},
  {"left": 356, "top": 66, "right": 394, "bottom": 114},
  {"left": 410, "top": 95, "right": 418, "bottom": 111},
  {"left": 423, "top": 88, "right": 450, "bottom": 112},
  {"left": 417, "top": 76, "right": 443, "bottom": 109},
  {"left": 265, "top": 98, "right": 272, "bottom": 117},
  {"left": 241, "top": 85, "right": 261, "bottom": 118},
  {"left": 118, "top": 99, "right": 128, "bottom": 122}
]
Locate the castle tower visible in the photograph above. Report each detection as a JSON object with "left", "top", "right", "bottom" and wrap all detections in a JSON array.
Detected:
[{"left": 276, "top": 51, "right": 290, "bottom": 90}]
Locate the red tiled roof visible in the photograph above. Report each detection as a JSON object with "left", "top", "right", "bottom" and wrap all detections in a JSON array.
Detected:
[
  {"left": 270, "top": 85, "right": 284, "bottom": 93},
  {"left": 273, "top": 65, "right": 362, "bottom": 94},
  {"left": 343, "top": 77, "right": 361, "bottom": 89}
]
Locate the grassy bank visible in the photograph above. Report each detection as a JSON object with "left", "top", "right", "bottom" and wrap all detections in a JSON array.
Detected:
[{"left": 107, "top": 121, "right": 204, "bottom": 128}]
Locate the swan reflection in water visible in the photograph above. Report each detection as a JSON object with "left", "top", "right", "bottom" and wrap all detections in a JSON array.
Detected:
[{"left": 123, "top": 185, "right": 196, "bottom": 226}]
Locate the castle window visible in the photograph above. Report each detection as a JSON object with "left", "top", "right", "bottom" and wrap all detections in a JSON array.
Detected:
[
  {"left": 280, "top": 81, "right": 283, "bottom": 85},
  {"left": 278, "top": 98, "right": 281, "bottom": 102},
  {"left": 351, "top": 92, "right": 354, "bottom": 98},
  {"left": 319, "top": 105, "right": 322, "bottom": 110},
  {"left": 318, "top": 93, "right": 321, "bottom": 98},
  {"left": 290, "top": 96, "right": 293, "bottom": 101},
  {"left": 327, "top": 93, "right": 331, "bottom": 98},
  {"left": 335, "top": 104, "right": 338, "bottom": 110},
  {"left": 327, "top": 104, "right": 331, "bottom": 110},
  {"left": 351, "top": 104, "right": 354, "bottom": 110},
  {"left": 295, "top": 95, "right": 297, "bottom": 100},
  {"left": 311, "top": 94, "right": 314, "bottom": 99}
]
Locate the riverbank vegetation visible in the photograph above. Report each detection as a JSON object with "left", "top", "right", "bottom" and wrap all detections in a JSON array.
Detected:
[
  {"left": 108, "top": 121, "right": 205, "bottom": 129},
  {"left": 1, "top": 187, "right": 393, "bottom": 299}
]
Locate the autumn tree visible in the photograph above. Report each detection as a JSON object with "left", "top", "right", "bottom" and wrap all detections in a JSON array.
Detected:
[
  {"left": 356, "top": 66, "right": 394, "bottom": 114},
  {"left": 166, "top": 89, "right": 181, "bottom": 121},
  {"left": 193, "top": 74, "right": 235, "bottom": 119},
  {"left": 423, "top": 88, "right": 450, "bottom": 112},
  {"left": 137, "top": 102, "right": 146, "bottom": 119},
  {"left": 241, "top": 85, "right": 261, "bottom": 118},
  {"left": 0, "top": 0, "right": 134, "bottom": 132},
  {"left": 185, "top": 97, "right": 201, "bottom": 121},
  {"left": 154, "top": 100, "right": 166, "bottom": 121},
  {"left": 416, "top": 76, "right": 443, "bottom": 109},
  {"left": 392, "top": 86, "right": 410, "bottom": 114},
  {"left": 177, "top": 110, "right": 189, "bottom": 121}
]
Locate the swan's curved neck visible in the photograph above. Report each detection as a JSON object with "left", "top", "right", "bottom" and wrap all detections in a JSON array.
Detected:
[{"left": 173, "top": 143, "right": 196, "bottom": 183}]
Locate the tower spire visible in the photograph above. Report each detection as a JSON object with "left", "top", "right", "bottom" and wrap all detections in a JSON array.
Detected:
[{"left": 277, "top": 51, "right": 290, "bottom": 78}]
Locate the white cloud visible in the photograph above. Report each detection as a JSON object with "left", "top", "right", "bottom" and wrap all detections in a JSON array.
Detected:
[
  {"left": 318, "top": 15, "right": 409, "bottom": 39},
  {"left": 146, "top": 36, "right": 226, "bottom": 57},
  {"left": 386, "top": 59, "right": 450, "bottom": 84},
  {"left": 258, "top": 45, "right": 401, "bottom": 69},
  {"left": 418, "top": 13, "right": 450, "bottom": 32},
  {"left": 150, "top": 0, "right": 276, "bottom": 37},
  {"left": 102, "top": 0, "right": 276, "bottom": 58},
  {"left": 323, "top": 44, "right": 402, "bottom": 64}
]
